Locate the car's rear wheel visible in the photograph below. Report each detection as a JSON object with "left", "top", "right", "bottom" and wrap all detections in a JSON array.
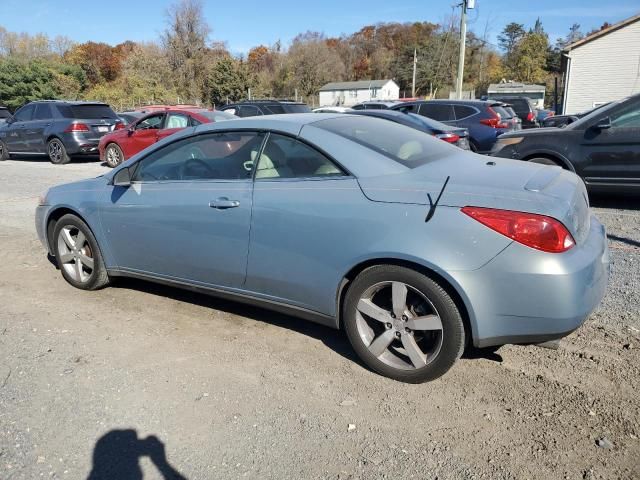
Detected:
[
  {"left": 529, "top": 157, "right": 561, "bottom": 167},
  {"left": 105, "top": 143, "right": 124, "bottom": 168},
  {"left": 343, "top": 265, "right": 465, "bottom": 383},
  {"left": 53, "top": 214, "right": 109, "bottom": 290},
  {"left": 48, "top": 138, "right": 71, "bottom": 165},
  {"left": 0, "top": 140, "right": 9, "bottom": 161}
]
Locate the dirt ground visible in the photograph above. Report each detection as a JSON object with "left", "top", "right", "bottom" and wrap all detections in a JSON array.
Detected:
[{"left": 1, "top": 159, "right": 639, "bottom": 480}]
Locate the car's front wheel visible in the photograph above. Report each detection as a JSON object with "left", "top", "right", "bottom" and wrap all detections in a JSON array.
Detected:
[
  {"left": 53, "top": 214, "right": 109, "bottom": 290},
  {"left": 529, "top": 157, "right": 562, "bottom": 168},
  {"left": 48, "top": 138, "right": 71, "bottom": 164},
  {"left": 105, "top": 143, "right": 124, "bottom": 168},
  {"left": 343, "top": 265, "right": 465, "bottom": 383}
]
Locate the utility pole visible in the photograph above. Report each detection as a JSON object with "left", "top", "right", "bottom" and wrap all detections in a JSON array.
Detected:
[
  {"left": 412, "top": 48, "right": 417, "bottom": 97},
  {"left": 456, "top": 0, "right": 474, "bottom": 99}
]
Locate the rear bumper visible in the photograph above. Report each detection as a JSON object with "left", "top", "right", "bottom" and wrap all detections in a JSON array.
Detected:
[
  {"left": 451, "top": 215, "right": 609, "bottom": 347},
  {"left": 59, "top": 133, "right": 101, "bottom": 155}
]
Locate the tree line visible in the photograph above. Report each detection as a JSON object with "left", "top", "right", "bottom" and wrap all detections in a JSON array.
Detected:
[{"left": 0, "top": 0, "right": 610, "bottom": 112}]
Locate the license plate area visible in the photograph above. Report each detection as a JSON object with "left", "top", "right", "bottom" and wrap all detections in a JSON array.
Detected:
[{"left": 96, "top": 126, "right": 109, "bottom": 133}]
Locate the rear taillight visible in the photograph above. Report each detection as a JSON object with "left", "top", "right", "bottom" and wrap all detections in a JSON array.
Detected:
[
  {"left": 461, "top": 206, "right": 575, "bottom": 253},
  {"left": 435, "top": 133, "right": 460, "bottom": 143},
  {"left": 526, "top": 112, "right": 535, "bottom": 122},
  {"left": 480, "top": 107, "right": 509, "bottom": 129},
  {"left": 114, "top": 122, "right": 125, "bottom": 130},
  {"left": 64, "top": 123, "right": 90, "bottom": 133}
]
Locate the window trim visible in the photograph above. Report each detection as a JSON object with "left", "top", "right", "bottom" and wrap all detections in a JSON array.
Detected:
[
  {"left": 252, "top": 131, "right": 352, "bottom": 182},
  {"left": 453, "top": 105, "right": 479, "bottom": 121}
]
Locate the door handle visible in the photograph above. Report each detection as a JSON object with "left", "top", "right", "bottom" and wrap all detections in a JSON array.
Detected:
[{"left": 209, "top": 197, "right": 240, "bottom": 209}]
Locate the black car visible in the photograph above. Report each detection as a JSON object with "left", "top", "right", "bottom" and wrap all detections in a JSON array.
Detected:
[
  {"left": 0, "top": 100, "right": 121, "bottom": 164},
  {"left": 542, "top": 103, "right": 611, "bottom": 128},
  {"left": 218, "top": 100, "right": 310, "bottom": 117},
  {"left": 391, "top": 99, "right": 516, "bottom": 153},
  {"left": 491, "top": 93, "right": 640, "bottom": 193},
  {"left": 117, "top": 111, "right": 145, "bottom": 126},
  {"left": 491, "top": 96, "right": 539, "bottom": 128},
  {"left": 350, "top": 109, "right": 470, "bottom": 150}
]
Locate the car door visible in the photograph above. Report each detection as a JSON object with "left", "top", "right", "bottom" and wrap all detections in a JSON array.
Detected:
[
  {"left": 157, "top": 112, "right": 190, "bottom": 141},
  {"left": 123, "top": 113, "right": 165, "bottom": 157},
  {"left": 100, "top": 130, "right": 265, "bottom": 288},
  {"left": 4, "top": 104, "right": 35, "bottom": 153},
  {"left": 244, "top": 133, "right": 360, "bottom": 313},
  {"left": 27, "top": 103, "right": 54, "bottom": 153},
  {"left": 579, "top": 97, "right": 640, "bottom": 188}
]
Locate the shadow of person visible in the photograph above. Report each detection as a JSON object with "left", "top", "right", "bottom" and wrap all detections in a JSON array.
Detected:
[{"left": 87, "top": 429, "right": 187, "bottom": 480}]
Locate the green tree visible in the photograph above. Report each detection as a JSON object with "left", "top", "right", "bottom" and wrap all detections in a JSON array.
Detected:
[
  {"left": 207, "top": 57, "right": 252, "bottom": 105},
  {"left": 0, "top": 59, "right": 58, "bottom": 109},
  {"left": 511, "top": 32, "right": 549, "bottom": 83}
]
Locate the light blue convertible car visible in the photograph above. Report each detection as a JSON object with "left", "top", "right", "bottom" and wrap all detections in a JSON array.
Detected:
[{"left": 35, "top": 114, "right": 609, "bottom": 383}]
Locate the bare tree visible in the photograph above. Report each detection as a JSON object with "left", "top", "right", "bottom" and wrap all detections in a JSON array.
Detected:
[{"left": 162, "top": 0, "right": 211, "bottom": 103}]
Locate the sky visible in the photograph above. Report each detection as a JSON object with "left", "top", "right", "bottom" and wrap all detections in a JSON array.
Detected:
[{"left": 1, "top": 0, "right": 639, "bottom": 54}]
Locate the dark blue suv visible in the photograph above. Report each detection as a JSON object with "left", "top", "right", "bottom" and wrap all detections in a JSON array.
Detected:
[{"left": 391, "top": 100, "right": 516, "bottom": 153}]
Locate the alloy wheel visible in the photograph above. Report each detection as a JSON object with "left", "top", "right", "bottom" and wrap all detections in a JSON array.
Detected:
[
  {"left": 106, "top": 145, "right": 122, "bottom": 167},
  {"left": 49, "top": 140, "right": 63, "bottom": 163},
  {"left": 355, "top": 281, "right": 443, "bottom": 370},
  {"left": 56, "top": 225, "right": 95, "bottom": 283}
]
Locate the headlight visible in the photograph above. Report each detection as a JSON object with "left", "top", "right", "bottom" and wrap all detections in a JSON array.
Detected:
[
  {"left": 38, "top": 190, "right": 49, "bottom": 206},
  {"left": 497, "top": 136, "right": 524, "bottom": 146}
]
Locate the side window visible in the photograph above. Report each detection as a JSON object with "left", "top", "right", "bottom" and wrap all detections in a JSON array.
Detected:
[
  {"left": 136, "top": 114, "right": 164, "bottom": 130},
  {"left": 165, "top": 113, "right": 189, "bottom": 129},
  {"left": 190, "top": 116, "right": 203, "bottom": 126},
  {"left": 14, "top": 104, "right": 35, "bottom": 122},
  {"left": 132, "top": 132, "right": 265, "bottom": 182},
  {"left": 366, "top": 104, "right": 383, "bottom": 110},
  {"left": 221, "top": 107, "right": 237, "bottom": 115},
  {"left": 351, "top": 104, "right": 365, "bottom": 110},
  {"left": 237, "top": 106, "right": 261, "bottom": 117},
  {"left": 395, "top": 104, "right": 417, "bottom": 113},
  {"left": 255, "top": 134, "right": 344, "bottom": 180},
  {"left": 454, "top": 105, "right": 476, "bottom": 119},
  {"left": 609, "top": 100, "right": 640, "bottom": 129},
  {"left": 419, "top": 103, "right": 454, "bottom": 121},
  {"left": 34, "top": 103, "right": 53, "bottom": 120}
]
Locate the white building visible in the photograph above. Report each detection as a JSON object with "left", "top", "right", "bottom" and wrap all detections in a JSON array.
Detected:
[
  {"left": 563, "top": 13, "right": 640, "bottom": 114},
  {"left": 318, "top": 80, "right": 400, "bottom": 107},
  {"left": 487, "top": 82, "right": 546, "bottom": 109}
]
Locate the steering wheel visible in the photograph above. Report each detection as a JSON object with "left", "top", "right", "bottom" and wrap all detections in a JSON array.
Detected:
[{"left": 179, "top": 158, "right": 219, "bottom": 180}]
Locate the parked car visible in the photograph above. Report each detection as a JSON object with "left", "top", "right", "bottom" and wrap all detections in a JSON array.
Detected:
[
  {"left": 218, "top": 100, "right": 310, "bottom": 117},
  {"left": 350, "top": 109, "right": 470, "bottom": 150},
  {"left": 391, "top": 100, "right": 516, "bottom": 153},
  {"left": 0, "top": 106, "right": 11, "bottom": 127},
  {"left": 351, "top": 101, "right": 401, "bottom": 110},
  {"left": 313, "top": 106, "right": 353, "bottom": 113},
  {"left": 0, "top": 100, "right": 121, "bottom": 164},
  {"left": 494, "top": 102, "right": 522, "bottom": 130},
  {"left": 491, "top": 97, "right": 539, "bottom": 128},
  {"left": 542, "top": 103, "right": 611, "bottom": 128},
  {"left": 491, "top": 93, "right": 640, "bottom": 194},
  {"left": 36, "top": 114, "right": 608, "bottom": 383},
  {"left": 99, "top": 108, "right": 236, "bottom": 167},
  {"left": 117, "top": 111, "right": 144, "bottom": 126}
]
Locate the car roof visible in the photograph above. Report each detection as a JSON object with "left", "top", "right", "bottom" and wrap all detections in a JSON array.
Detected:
[
  {"left": 193, "top": 113, "right": 342, "bottom": 135},
  {"left": 28, "top": 100, "right": 109, "bottom": 106}
]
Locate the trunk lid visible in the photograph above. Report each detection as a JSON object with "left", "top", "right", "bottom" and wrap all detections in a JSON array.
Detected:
[{"left": 357, "top": 154, "right": 591, "bottom": 244}]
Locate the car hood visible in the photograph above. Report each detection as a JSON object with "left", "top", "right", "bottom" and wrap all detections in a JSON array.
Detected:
[{"left": 357, "top": 153, "right": 591, "bottom": 243}]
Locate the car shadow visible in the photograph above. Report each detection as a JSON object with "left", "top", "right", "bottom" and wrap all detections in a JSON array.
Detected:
[
  {"left": 608, "top": 233, "right": 640, "bottom": 248},
  {"left": 590, "top": 194, "right": 640, "bottom": 211},
  {"left": 110, "top": 277, "right": 363, "bottom": 367},
  {"left": 8, "top": 154, "right": 100, "bottom": 164},
  {"left": 87, "top": 429, "right": 187, "bottom": 480}
]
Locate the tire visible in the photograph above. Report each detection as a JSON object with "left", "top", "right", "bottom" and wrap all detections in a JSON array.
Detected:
[
  {"left": 529, "top": 157, "right": 561, "bottom": 167},
  {"left": 47, "top": 138, "right": 71, "bottom": 164},
  {"left": 469, "top": 140, "right": 479, "bottom": 153},
  {"left": 343, "top": 265, "right": 465, "bottom": 383},
  {"left": 53, "top": 214, "right": 109, "bottom": 290},
  {"left": 105, "top": 143, "right": 124, "bottom": 168},
  {"left": 0, "top": 140, "right": 9, "bottom": 161}
]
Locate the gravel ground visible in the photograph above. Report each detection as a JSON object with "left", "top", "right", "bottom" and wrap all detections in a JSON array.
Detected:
[{"left": 0, "top": 159, "right": 638, "bottom": 480}]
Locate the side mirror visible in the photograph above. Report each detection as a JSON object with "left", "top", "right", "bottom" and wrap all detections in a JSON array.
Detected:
[
  {"left": 593, "top": 117, "right": 611, "bottom": 130},
  {"left": 112, "top": 167, "right": 131, "bottom": 187}
]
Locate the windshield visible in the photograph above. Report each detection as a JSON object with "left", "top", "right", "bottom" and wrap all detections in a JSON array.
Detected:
[
  {"left": 315, "top": 116, "right": 456, "bottom": 169},
  {"left": 0, "top": 109, "right": 11, "bottom": 119},
  {"left": 58, "top": 104, "right": 118, "bottom": 119},
  {"left": 568, "top": 99, "right": 625, "bottom": 130}
]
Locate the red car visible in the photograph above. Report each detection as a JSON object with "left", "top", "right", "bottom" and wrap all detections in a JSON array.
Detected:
[{"left": 99, "top": 108, "right": 236, "bottom": 167}]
